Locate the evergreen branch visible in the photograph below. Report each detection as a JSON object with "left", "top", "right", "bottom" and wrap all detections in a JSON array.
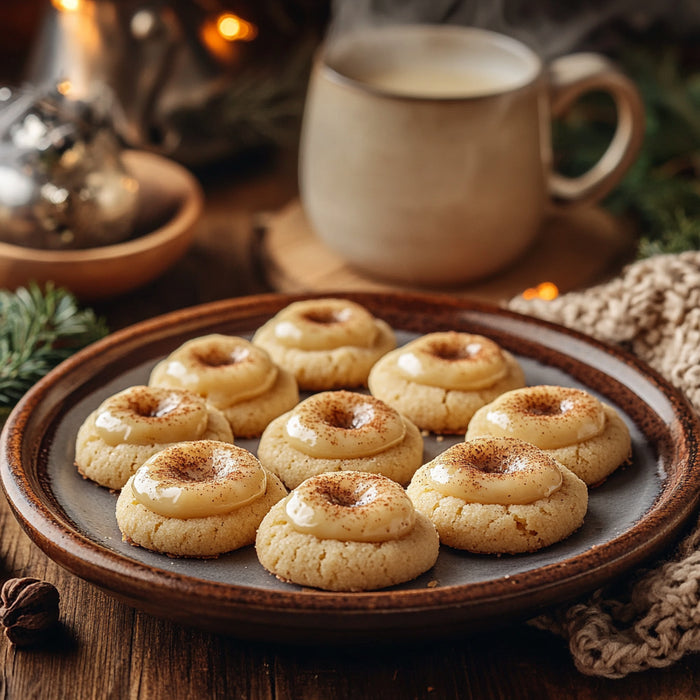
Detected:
[
  {"left": 0, "top": 283, "right": 108, "bottom": 413},
  {"left": 553, "top": 37, "right": 700, "bottom": 258}
]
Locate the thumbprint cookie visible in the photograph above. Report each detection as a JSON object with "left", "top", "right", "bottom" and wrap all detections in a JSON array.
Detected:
[
  {"left": 255, "top": 471, "right": 439, "bottom": 591},
  {"left": 149, "top": 334, "right": 298, "bottom": 438},
  {"left": 368, "top": 331, "right": 525, "bottom": 434},
  {"left": 256, "top": 390, "right": 423, "bottom": 489},
  {"left": 466, "top": 385, "right": 632, "bottom": 485},
  {"left": 116, "top": 441, "right": 287, "bottom": 557},
  {"left": 252, "top": 298, "right": 396, "bottom": 390},
  {"left": 407, "top": 438, "right": 588, "bottom": 554},
  {"left": 75, "top": 385, "right": 233, "bottom": 490}
]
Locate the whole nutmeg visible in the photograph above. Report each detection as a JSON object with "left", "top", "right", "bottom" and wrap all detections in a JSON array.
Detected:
[{"left": 0, "top": 577, "right": 60, "bottom": 647}]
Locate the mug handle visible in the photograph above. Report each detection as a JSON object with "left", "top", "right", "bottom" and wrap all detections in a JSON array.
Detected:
[{"left": 547, "top": 53, "right": 645, "bottom": 205}]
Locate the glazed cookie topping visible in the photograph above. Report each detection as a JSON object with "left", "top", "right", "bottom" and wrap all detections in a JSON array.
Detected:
[
  {"left": 426, "top": 438, "right": 563, "bottom": 505},
  {"left": 265, "top": 298, "right": 381, "bottom": 350},
  {"left": 152, "top": 334, "right": 278, "bottom": 405},
  {"left": 131, "top": 441, "right": 267, "bottom": 518},
  {"left": 394, "top": 332, "right": 509, "bottom": 390},
  {"left": 93, "top": 386, "right": 210, "bottom": 447},
  {"left": 284, "top": 391, "right": 406, "bottom": 459},
  {"left": 474, "top": 385, "right": 606, "bottom": 449},
  {"left": 284, "top": 471, "right": 416, "bottom": 542}
]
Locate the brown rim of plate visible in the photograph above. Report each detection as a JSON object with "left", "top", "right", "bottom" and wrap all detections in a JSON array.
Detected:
[{"left": 2, "top": 291, "right": 699, "bottom": 639}]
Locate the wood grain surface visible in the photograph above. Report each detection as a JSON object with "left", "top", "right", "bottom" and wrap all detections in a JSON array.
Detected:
[
  {"left": 259, "top": 200, "right": 637, "bottom": 303},
  {"left": 2, "top": 148, "right": 700, "bottom": 699}
]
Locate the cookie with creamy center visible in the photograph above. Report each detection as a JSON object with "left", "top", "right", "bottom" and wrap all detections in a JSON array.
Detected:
[
  {"left": 466, "top": 385, "right": 632, "bottom": 485},
  {"left": 257, "top": 390, "right": 423, "bottom": 489},
  {"left": 149, "top": 334, "right": 299, "bottom": 438},
  {"left": 75, "top": 385, "right": 233, "bottom": 490},
  {"left": 255, "top": 471, "right": 439, "bottom": 591},
  {"left": 116, "top": 441, "right": 287, "bottom": 557},
  {"left": 369, "top": 331, "right": 526, "bottom": 434},
  {"left": 407, "top": 438, "right": 588, "bottom": 554},
  {"left": 252, "top": 298, "right": 396, "bottom": 390}
]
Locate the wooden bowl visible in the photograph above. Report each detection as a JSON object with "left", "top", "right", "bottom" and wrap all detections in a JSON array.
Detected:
[{"left": 0, "top": 150, "right": 203, "bottom": 300}]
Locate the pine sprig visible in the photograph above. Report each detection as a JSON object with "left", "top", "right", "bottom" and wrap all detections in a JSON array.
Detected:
[
  {"left": 553, "top": 36, "right": 700, "bottom": 257},
  {"left": 0, "top": 283, "right": 108, "bottom": 417}
]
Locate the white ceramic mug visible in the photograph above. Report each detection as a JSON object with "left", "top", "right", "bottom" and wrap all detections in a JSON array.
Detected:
[{"left": 299, "top": 24, "right": 645, "bottom": 287}]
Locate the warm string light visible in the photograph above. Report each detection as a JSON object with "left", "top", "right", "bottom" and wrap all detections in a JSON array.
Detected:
[
  {"left": 216, "top": 13, "right": 257, "bottom": 42},
  {"left": 52, "top": 0, "right": 81, "bottom": 11},
  {"left": 200, "top": 11, "right": 258, "bottom": 62},
  {"left": 54, "top": 1, "right": 258, "bottom": 44},
  {"left": 522, "top": 281, "right": 559, "bottom": 301}
]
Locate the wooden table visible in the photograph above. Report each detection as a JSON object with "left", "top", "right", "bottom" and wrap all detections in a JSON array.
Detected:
[{"left": 2, "top": 147, "right": 700, "bottom": 699}]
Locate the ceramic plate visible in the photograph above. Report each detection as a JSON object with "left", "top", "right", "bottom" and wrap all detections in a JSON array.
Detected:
[{"left": 2, "top": 292, "right": 699, "bottom": 642}]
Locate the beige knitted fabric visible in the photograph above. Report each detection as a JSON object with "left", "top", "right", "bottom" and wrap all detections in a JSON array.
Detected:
[{"left": 508, "top": 250, "right": 700, "bottom": 679}]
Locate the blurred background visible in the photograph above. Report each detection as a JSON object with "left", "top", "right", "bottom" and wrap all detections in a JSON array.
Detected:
[
  {"left": 0, "top": 0, "right": 329, "bottom": 166},
  {"left": 0, "top": 0, "right": 698, "bottom": 412},
  {"left": 0, "top": 0, "right": 698, "bottom": 256}
]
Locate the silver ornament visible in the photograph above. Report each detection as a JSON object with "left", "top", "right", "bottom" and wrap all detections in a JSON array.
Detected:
[{"left": 0, "top": 85, "right": 140, "bottom": 250}]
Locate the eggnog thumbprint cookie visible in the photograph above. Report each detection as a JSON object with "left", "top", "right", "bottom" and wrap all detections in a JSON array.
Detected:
[
  {"left": 257, "top": 390, "right": 423, "bottom": 489},
  {"left": 255, "top": 471, "right": 439, "bottom": 591},
  {"left": 116, "top": 441, "right": 286, "bottom": 558},
  {"left": 466, "top": 385, "right": 632, "bottom": 485},
  {"left": 407, "top": 438, "right": 587, "bottom": 554},
  {"left": 368, "top": 331, "right": 525, "bottom": 434},
  {"left": 149, "top": 334, "right": 298, "bottom": 438},
  {"left": 75, "top": 385, "right": 233, "bottom": 490},
  {"left": 252, "top": 298, "right": 396, "bottom": 390}
]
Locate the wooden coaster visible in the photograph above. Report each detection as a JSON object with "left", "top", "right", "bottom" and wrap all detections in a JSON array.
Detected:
[{"left": 258, "top": 200, "right": 636, "bottom": 303}]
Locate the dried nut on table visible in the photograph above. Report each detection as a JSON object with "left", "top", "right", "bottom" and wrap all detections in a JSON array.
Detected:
[
  {"left": 368, "top": 331, "right": 526, "bottom": 434},
  {"left": 256, "top": 390, "right": 424, "bottom": 489},
  {"left": 116, "top": 441, "right": 287, "bottom": 558},
  {"left": 149, "top": 334, "right": 298, "bottom": 438},
  {"left": 0, "top": 577, "right": 60, "bottom": 647},
  {"left": 466, "top": 385, "right": 632, "bottom": 486},
  {"left": 255, "top": 471, "right": 439, "bottom": 592},
  {"left": 406, "top": 438, "right": 588, "bottom": 554},
  {"left": 252, "top": 298, "right": 396, "bottom": 390},
  {"left": 75, "top": 385, "right": 233, "bottom": 490}
]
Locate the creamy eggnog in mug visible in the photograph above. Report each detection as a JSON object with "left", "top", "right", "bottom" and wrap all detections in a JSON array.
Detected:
[
  {"left": 359, "top": 65, "right": 518, "bottom": 98},
  {"left": 300, "top": 24, "right": 645, "bottom": 287}
]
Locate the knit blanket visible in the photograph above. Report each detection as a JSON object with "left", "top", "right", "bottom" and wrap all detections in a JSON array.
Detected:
[{"left": 508, "top": 251, "right": 700, "bottom": 678}]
